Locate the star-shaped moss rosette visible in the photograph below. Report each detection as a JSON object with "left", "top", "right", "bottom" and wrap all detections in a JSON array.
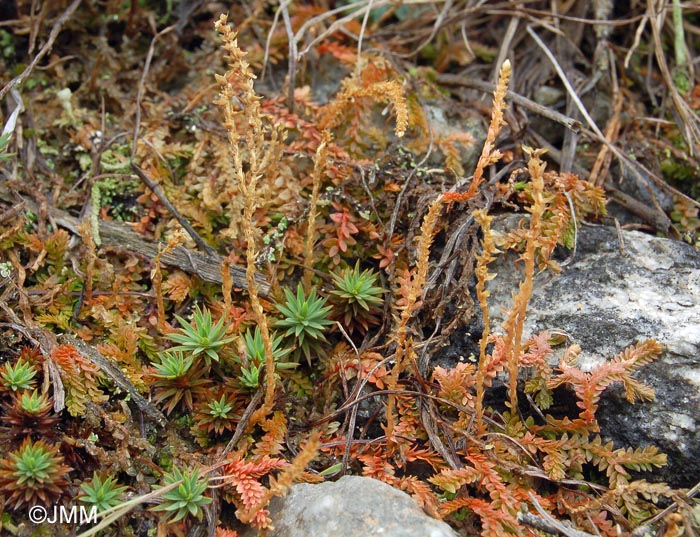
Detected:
[
  {"left": 274, "top": 284, "right": 334, "bottom": 366},
  {"left": 329, "top": 261, "right": 384, "bottom": 334},
  {"left": 167, "top": 305, "right": 235, "bottom": 367},
  {"left": 0, "top": 437, "right": 70, "bottom": 510}
]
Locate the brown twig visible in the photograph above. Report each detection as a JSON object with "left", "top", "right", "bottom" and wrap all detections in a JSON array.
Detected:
[
  {"left": 420, "top": 398, "right": 461, "bottom": 470},
  {"left": 0, "top": 313, "right": 67, "bottom": 410},
  {"left": 130, "top": 24, "right": 175, "bottom": 161},
  {"left": 130, "top": 163, "right": 216, "bottom": 257},
  {"left": 436, "top": 73, "right": 582, "bottom": 133},
  {"left": 0, "top": 200, "right": 25, "bottom": 223},
  {"left": 589, "top": 89, "right": 624, "bottom": 187},
  {"left": 335, "top": 324, "right": 363, "bottom": 475},
  {"left": 128, "top": 24, "right": 216, "bottom": 257},
  {"left": 220, "top": 388, "right": 264, "bottom": 459},
  {"left": 527, "top": 21, "right": 700, "bottom": 217},
  {"left": 309, "top": 387, "right": 504, "bottom": 432},
  {"left": 606, "top": 185, "right": 673, "bottom": 233},
  {"left": 640, "top": 480, "right": 700, "bottom": 528}
]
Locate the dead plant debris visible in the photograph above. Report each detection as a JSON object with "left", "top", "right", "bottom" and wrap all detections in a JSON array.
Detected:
[{"left": 0, "top": 1, "right": 699, "bottom": 536}]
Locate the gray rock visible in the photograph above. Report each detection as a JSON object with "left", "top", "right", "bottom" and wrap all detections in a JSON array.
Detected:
[
  {"left": 423, "top": 102, "right": 486, "bottom": 174},
  {"left": 487, "top": 221, "right": 700, "bottom": 487},
  {"left": 243, "top": 475, "right": 458, "bottom": 537}
]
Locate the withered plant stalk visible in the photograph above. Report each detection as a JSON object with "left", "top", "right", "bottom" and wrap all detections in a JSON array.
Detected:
[
  {"left": 385, "top": 194, "right": 443, "bottom": 439},
  {"left": 502, "top": 147, "right": 548, "bottom": 414},
  {"left": 221, "top": 256, "right": 233, "bottom": 319},
  {"left": 303, "top": 130, "right": 331, "bottom": 292},
  {"left": 214, "top": 15, "right": 282, "bottom": 422},
  {"left": 151, "top": 232, "right": 184, "bottom": 333},
  {"left": 77, "top": 220, "right": 97, "bottom": 307},
  {"left": 472, "top": 209, "right": 498, "bottom": 433},
  {"left": 465, "top": 59, "right": 511, "bottom": 201}
]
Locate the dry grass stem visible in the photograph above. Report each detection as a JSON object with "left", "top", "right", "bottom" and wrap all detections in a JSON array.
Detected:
[
  {"left": 151, "top": 232, "right": 185, "bottom": 333},
  {"left": 214, "top": 14, "right": 283, "bottom": 423},
  {"left": 385, "top": 194, "right": 444, "bottom": 439},
  {"left": 465, "top": 59, "right": 511, "bottom": 199},
  {"left": 303, "top": 131, "right": 331, "bottom": 292},
  {"left": 503, "top": 147, "right": 547, "bottom": 413},
  {"left": 472, "top": 209, "right": 498, "bottom": 433}
]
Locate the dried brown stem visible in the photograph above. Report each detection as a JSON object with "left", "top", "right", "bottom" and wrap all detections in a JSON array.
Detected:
[
  {"left": 303, "top": 131, "right": 331, "bottom": 292},
  {"left": 215, "top": 14, "right": 281, "bottom": 424},
  {"left": 473, "top": 209, "right": 498, "bottom": 433},
  {"left": 386, "top": 194, "right": 444, "bottom": 439}
]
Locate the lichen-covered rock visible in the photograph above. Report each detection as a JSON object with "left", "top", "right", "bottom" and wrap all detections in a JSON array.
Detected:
[
  {"left": 423, "top": 102, "right": 486, "bottom": 174},
  {"left": 243, "top": 475, "right": 458, "bottom": 537},
  {"left": 487, "top": 221, "right": 700, "bottom": 487}
]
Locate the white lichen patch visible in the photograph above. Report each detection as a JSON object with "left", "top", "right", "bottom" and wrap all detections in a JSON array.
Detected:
[
  {"left": 678, "top": 366, "right": 700, "bottom": 388},
  {"left": 575, "top": 353, "right": 606, "bottom": 372}
]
